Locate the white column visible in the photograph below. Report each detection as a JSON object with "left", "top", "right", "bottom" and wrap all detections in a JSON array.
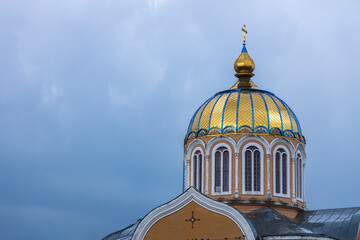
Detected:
[
  {"left": 292, "top": 157, "right": 296, "bottom": 203},
  {"left": 183, "top": 148, "right": 187, "bottom": 192},
  {"left": 186, "top": 159, "right": 190, "bottom": 189},
  {"left": 235, "top": 152, "right": 239, "bottom": 198},
  {"left": 183, "top": 156, "right": 186, "bottom": 192},
  {"left": 303, "top": 162, "right": 306, "bottom": 205},
  {"left": 266, "top": 153, "right": 271, "bottom": 199},
  {"left": 205, "top": 154, "right": 209, "bottom": 196}
]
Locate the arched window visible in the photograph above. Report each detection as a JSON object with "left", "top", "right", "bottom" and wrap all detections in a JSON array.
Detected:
[
  {"left": 244, "top": 146, "right": 261, "bottom": 192},
  {"left": 193, "top": 150, "right": 203, "bottom": 192},
  {"left": 296, "top": 153, "right": 303, "bottom": 199},
  {"left": 214, "top": 147, "right": 230, "bottom": 193},
  {"left": 274, "top": 148, "right": 289, "bottom": 196}
]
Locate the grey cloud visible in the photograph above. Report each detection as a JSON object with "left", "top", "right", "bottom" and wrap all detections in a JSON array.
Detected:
[{"left": 0, "top": 0, "right": 359, "bottom": 239}]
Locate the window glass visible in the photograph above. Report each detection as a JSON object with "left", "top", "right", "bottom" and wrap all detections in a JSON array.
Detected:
[
  {"left": 193, "top": 154, "right": 197, "bottom": 188},
  {"left": 223, "top": 150, "right": 229, "bottom": 191},
  {"left": 245, "top": 150, "right": 252, "bottom": 191},
  {"left": 296, "top": 153, "right": 302, "bottom": 199},
  {"left": 275, "top": 152, "right": 280, "bottom": 194},
  {"left": 244, "top": 146, "right": 261, "bottom": 193},
  {"left": 274, "top": 148, "right": 288, "bottom": 196},
  {"left": 214, "top": 147, "right": 230, "bottom": 193},
  {"left": 254, "top": 150, "right": 260, "bottom": 192},
  {"left": 199, "top": 154, "right": 202, "bottom": 192},
  {"left": 282, "top": 153, "right": 287, "bottom": 194},
  {"left": 193, "top": 150, "right": 203, "bottom": 192},
  {"left": 215, "top": 151, "right": 221, "bottom": 192}
]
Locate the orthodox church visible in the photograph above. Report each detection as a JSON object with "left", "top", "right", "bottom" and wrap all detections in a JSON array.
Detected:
[{"left": 102, "top": 26, "right": 360, "bottom": 240}]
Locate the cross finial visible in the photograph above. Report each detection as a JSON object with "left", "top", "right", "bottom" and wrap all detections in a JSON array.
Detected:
[{"left": 241, "top": 24, "right": 247, "bottom": 45}]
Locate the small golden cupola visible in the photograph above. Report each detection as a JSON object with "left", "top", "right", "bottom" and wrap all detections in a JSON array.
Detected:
[{"left": 232, "top": 25, "right": 258, "bottom": 90}]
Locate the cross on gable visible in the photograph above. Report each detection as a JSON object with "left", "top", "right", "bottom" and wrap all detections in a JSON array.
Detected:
[{"left": 185, "top": 211, "right": 200, "bottom": 229}]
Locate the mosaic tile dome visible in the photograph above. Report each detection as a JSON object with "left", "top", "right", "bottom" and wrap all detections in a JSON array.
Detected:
[{"left": 186, "top": 89, "right": 304, "bottom": 142}]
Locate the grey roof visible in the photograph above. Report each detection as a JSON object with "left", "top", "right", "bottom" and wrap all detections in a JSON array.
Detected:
[
  {"left": 295, "top": 207, "right": 360, "bottom": 240},
  {"left": 102, "top": 220, "right": 140, "bottom": 240},
  {"left": 245, "top": 208, "right": 329, "bottom": 238}
]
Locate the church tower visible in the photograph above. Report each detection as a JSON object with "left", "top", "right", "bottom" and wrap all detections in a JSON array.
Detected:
[
  {"left": 102, "top": 26, "right": 360, "bottom": 240},
  {"left": 184, "top": 25, "right": 306, "bottom": 218}
]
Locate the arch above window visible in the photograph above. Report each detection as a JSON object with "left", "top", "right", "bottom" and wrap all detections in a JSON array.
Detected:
[
  {"left": 237, "top": 135, "right": 270, "bottom": 154},
  {"left": 206, "top": 136, "right": 236, "bottom": 155},
  {"left": 186, "top": 139, "right": 206, "bottom": 160},
  {"left": 211, "top": 143, "right": 232, "bottom": 195},
  {"left": 242, "top": 142, "right": 264, "bottom": 195},
  {"left": 295, "top": 143, "right": 306, "bottom": 160},
  {"left": 270, "top": 138, "right": 295, "bottom": 157}
]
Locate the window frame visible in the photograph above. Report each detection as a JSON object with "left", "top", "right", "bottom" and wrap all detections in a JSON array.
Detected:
[
  {"left": 211, "top": 143, "right": 232, "bottom": 196},
  {"left": 272, "top": 145, "right": 290, "bottom": 198},
  {"left": 191, "top": 147, "right": 204, "bottom": 193},
  {"left": 295, "top": 151, "right": 304, "bottom": 202},
  {"left": 241, "top": 142, "right": 264, "bottom": 195}
]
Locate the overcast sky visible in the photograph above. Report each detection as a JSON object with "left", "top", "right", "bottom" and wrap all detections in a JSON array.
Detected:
[{"left": 0, "top": 0, "right": 359, "bottom": 239}]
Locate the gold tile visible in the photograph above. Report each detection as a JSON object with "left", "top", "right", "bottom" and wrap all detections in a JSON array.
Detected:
[
  {"left": 198, "top": 95, "right": 218, "bottom": 131},
  {"left": 222, "top": 91, "right": 239, "bottom": 130},
  {"left": 252, "top": 91, "right": 268, "bottom": 130},
  {"left": 209, "top": 92, "right": 230, "bottom": 130},
  {"left": 238, "top": 91, "right": 252, "bottom": 129},
  {"left": 263, "top": 93, "right": 282, "bottom": 131}
]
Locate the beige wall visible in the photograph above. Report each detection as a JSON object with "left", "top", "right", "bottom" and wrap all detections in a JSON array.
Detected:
[
  {"left": 145, "top": 201, "right": 244, "bottom": 240},
  {"left": 186, "top": 133, "right": 306, "bottom": 211}
]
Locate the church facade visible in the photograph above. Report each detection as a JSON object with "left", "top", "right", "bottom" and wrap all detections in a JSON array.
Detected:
[{"left": 102, "top": 27, "right": 360, "bottom": 240}]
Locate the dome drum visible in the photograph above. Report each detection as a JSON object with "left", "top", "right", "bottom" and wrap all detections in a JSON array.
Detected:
[{"left": 184, "top": 133, "right": 307, "bottom": 214}]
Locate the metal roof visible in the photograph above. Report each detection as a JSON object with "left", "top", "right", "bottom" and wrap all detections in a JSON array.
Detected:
[
  {"left": 295, "top": 207, "right": 360, "bottom": 240},
  {"left": 186, "top": 89, "right": 305, "bottom": 143},
  {"left": 245, "top": 208, "right": 328, "bottom": 238},
  {"left": 102, "top": 220, "right": 140, "bottom": 240}
]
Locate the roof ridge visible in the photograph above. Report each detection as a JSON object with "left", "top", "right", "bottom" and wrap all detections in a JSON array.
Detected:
[{"left": 306, "top": 206, "right": 360, "bottom": 212}]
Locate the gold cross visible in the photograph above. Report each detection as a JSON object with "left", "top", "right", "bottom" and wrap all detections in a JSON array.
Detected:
[{"left": 241, "top": 24, "right": 247, "bottom": 45}]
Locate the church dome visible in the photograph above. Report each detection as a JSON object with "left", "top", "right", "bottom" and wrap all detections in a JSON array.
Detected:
[
  {"left": 186, "top": 27, "right": 305, "bottom": 143},
  {"left": 186, "top": 88, "right": 304, "bottom": 142}
]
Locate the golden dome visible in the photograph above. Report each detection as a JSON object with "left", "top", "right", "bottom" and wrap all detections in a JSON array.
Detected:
[
  {"left": 234, "top": 45, "right": 255, "bottom": 78},
  {"left": 186, "top": 27, "right": 305, "bottom": 143},
  {"left": 186, "top": 89, "right": 305, "bottom": 143}
]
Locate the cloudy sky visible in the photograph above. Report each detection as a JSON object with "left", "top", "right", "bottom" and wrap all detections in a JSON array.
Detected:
[{"left": 0, "top": 0, "right": 359, "bottom": 239}]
